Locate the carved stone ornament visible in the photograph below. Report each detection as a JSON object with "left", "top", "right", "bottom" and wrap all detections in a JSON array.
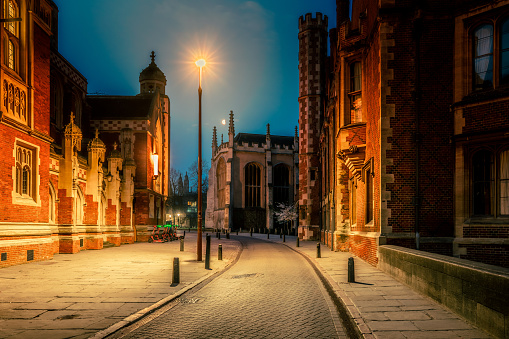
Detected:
[
  {"left": 65, "top": 112, "right": 82, "bottom": 152},
  {"left": 349, "top": 145, "right": 358, "bottom": 153}
]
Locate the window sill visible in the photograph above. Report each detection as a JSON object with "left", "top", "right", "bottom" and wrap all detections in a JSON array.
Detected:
[
  {"left": 464, "top": 217, "right": 509, "bottom": 225},
  {"left": 13, "top": 195, "right": 37, "bottom": 206}
]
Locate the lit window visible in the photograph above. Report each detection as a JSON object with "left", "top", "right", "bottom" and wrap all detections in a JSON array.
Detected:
[
  {"left": 8, "top": 40, "right": 15, "bottom": 70},
  {"left": 473, "top": 24, "right": 494, "bottom": 90},
  {"left": 245, "top": 163, "right": 261, "bottom": 208}
]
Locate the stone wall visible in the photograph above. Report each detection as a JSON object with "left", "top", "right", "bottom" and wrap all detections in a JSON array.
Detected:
[{"left": 378, "top": 245, "right": 509, "bottom": 338}]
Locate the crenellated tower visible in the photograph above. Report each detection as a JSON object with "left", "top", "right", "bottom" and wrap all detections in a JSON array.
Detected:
[{"left": 298, "top": 12, "right": 328, "bottom": 240}]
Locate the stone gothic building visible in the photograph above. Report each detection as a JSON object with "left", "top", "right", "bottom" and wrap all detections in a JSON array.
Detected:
[
  {"left": 300, "top": 0, "right": 509, "bottom": 268},
  {"left": 205, "top": 111, "right": 299, "bottom": 231},
  {"left": 0, "top": 0, "right": 170, "bottom": 268}
]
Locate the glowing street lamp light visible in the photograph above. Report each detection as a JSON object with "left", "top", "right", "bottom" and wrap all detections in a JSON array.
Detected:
[{"left": 195, "top": 58, "right": 206, "bottom": 262}]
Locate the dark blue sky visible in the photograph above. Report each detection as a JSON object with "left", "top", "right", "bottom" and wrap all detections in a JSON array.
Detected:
[{"left": 54, "top": 0, "right": 336, "bottom": 173}]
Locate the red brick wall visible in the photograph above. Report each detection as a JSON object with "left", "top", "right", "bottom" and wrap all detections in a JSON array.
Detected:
[
  {"left": 0, "top": 238, "right": 54, "bottom": 268},
  {"left": 105, "top": 199, "right": 117, "bottom": 226},
  {"left": 33, "top": 24, "right": 50, "bottom": 134},
  {"left": 57, "top": 192, "right": 73, "bottom": 225},
  {"left": 120, "top": 201, "right": 131, "bottom": 226},
  {"left": 349, "top": 234, "right": 378, "bottom": 266},
  {"left": 463, "top": 99, "right": 509, "bottom": 134},
  {"left": 384, "top": 12, "right": 454, "bottom": 238},
  {"left": 459, "top": 244, "right": 508, "bottom": 268},
  {"left": 84, "top": 196, "right": 98, "bottom": 225}
]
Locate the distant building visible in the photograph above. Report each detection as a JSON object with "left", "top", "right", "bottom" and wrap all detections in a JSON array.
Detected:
[
  {"left": 300, "top": 0, "right": 509, "bottom": 268},
  {"left": 0, "top": 0, "right": 170, "bottom": 268},
  {"left": 205, "top": 111, "right": 299, "bottom": 231}
]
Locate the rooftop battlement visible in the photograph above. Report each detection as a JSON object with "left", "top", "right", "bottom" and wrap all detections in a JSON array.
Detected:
[{"left": 298, "top": 12, "right": 328, "bottom": 33}]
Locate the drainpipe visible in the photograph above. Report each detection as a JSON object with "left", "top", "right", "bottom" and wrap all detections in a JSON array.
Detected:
[{"left": 413, "top": 13, "right": 423, "bottom": 250}]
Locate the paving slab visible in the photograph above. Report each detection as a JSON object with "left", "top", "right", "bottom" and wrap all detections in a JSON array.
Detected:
[
  {"left": 251, "top": 233, "right": 493, "bottom": 339},
  {"left": 0, "top": 232, "right": 241, "bottom": 338}
]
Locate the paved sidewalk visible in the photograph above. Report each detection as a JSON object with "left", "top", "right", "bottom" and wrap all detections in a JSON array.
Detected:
[
  {"left": 250, "top": 233, "right": 492, "bottom": 339},
  {"left": 0, "top": 232, "right": 241, "bottom": 339}
]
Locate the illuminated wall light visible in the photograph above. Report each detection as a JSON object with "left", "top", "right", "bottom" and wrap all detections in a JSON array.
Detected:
[{"left": 152, "top": 153, "right": 159, "bottom": 177}]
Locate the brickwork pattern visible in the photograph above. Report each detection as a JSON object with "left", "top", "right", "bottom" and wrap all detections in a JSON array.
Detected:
[{"left": 463, "top": 99, "right": 509, "bottom": 134}]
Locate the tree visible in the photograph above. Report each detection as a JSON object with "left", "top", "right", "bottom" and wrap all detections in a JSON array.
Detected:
[
  {"left": 274, "top": 202, "right": 298, "bottom": 233},
  {"left": 187, "top": 160, "right": 210, "bottom": 194},
  {"left": 169, "top": 168, "right": 182, "bottom": 197}
]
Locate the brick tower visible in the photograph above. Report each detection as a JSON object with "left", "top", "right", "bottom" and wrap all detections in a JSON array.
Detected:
[{"left": 298, "top": 13, "right": 328, "bottom": 240}]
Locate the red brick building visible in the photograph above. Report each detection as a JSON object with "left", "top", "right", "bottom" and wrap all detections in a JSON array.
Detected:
[
  {"left": 0, "top": 0, "right": 170, "bottom": 268},
  {"left": 300, "top": 0, "right": 509, "bottom": 268}
]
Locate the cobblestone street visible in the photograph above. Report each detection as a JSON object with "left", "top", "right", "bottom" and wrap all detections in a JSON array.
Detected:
[{"left": 121, "top": 236, "right": 346, "bottom": 339}]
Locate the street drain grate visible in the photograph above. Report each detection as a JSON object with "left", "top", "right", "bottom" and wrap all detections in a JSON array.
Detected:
[{"left": 231, "top": 273, "right": 259, "bottom": 279}]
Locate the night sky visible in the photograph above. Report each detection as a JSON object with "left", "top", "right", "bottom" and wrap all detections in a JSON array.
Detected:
[{"left": 54, "top": 0, "right": 336, "bottom": 173}]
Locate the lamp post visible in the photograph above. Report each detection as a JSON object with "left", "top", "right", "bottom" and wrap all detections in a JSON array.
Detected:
[
  {"left": 195, "top": 58, "right": 205, "bottom": 261},
  {"left": 177, "top": 213, "right": 180, "bottom": 227}
]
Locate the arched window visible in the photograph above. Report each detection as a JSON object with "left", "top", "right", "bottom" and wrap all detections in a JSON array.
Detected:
[
  {"left": 273, "top": 164, "right": 290, "bottom": 205},
  {"left": 245, "top": 163, "right": 261, "bottom": 207},
  {"left": 216, "top": 158, "right": 226, "bottom": 209},
  {"left": 473, "top": 24, "right": 494, "bottom": 90},
  {"left": 15, "top": 145, "right": 32, "bottom": 197}
]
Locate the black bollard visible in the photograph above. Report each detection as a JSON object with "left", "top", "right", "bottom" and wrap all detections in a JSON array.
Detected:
[
  {"left": 331, "top": 236, "right": 334, "bottom": 251},
  {"left": 172, "top": 257, "right": 180, "bottom": 284},
  {"left": 250, "top": 228, "right": 253, "bottom": 237},
  {"left": 296, "top": 237, "right": 299, "bottom": 247},
  {"left": 218, "top": 244, "right": 222, "bottom": 260},
  {"left": 184, "top": 230, "right": 186, "bottom": 237},
  {"left": 226, "top": 232, "right": 230, "bottom": 239},
  {"left": 236, "top": 230, "right": 238, "bottom": 236},
  {"left": 283, "top": 234, "right": 286, "bottom": 243},
  {"left": 180, "top": 238, "right": 184, "bottom": 252},
  {"left": 348, "top": 257, "right": 355, "bottom": 283},
  {"left": 205, "top": 235, "right": 211, "bottom": 269},
  {"left": 267, "top": 232, "right": 269, "bottom": 239},
  {"left": 317, "top": 243, "right": 321, "bottom": 258},
  {"left": 218, "top": 232, "right": 221, "bottom": 240}
]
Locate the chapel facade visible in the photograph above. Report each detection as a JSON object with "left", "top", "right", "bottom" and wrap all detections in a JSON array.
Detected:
[
  {"left": 205, "top": 112, "right": 299, "bottom": 232},
  {"left": 0, "top": 0, "right": 170, "bottom": 268}
]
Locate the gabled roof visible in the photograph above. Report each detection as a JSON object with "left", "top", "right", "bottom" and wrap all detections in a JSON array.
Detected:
[
  {"left": 234, "top": 133, "right": 294, "bottom": 148},
  {"left": 87, "top": 95, "right": 154, "bottom": 120}
]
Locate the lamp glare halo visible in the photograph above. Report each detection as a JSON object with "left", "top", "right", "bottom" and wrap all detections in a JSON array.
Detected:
[{"left": 195, "top": 59, "right": 206, "bottom": 68}]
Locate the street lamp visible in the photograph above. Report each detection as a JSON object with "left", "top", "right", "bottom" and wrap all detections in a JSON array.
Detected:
[
  {"left": 195, "top": 58, "right": 205, "bottom": 262},
  {"left": 177, "top": 213, "right": 180, "bottom": 227}
]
